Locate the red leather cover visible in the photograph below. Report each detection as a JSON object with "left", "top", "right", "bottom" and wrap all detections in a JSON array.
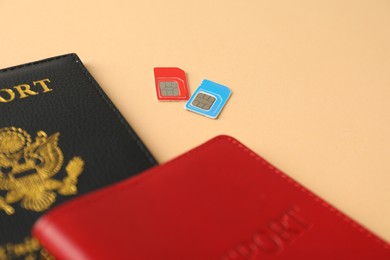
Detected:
[{"left": 33, "top": 135, "right": 390, "bottom": 260}]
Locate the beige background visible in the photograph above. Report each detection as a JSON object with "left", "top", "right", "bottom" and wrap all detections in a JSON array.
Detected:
[{"left": 1, "top": 0, "right": 389, "bottom": 242}]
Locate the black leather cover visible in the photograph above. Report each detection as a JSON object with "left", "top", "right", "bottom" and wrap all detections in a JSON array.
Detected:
[{"left": 0, "top": 54, "right": 157, "bottom": 259}]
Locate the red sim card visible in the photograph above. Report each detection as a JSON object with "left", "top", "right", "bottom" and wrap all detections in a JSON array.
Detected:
[{"left": 154, "top": 67, "right": 189, "bottom": 101}]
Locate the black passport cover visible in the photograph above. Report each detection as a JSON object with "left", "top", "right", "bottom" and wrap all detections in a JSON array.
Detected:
[{"left": 0, "top": 54, "right": 157, "bottom": 259}]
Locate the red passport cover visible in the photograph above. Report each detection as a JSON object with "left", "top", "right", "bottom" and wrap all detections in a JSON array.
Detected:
[{"left": 33, "top": 135, "right": 390, "bottom": 259}]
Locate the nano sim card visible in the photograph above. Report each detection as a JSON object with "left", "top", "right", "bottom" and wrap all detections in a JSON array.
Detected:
[
  {"left": 185, "top": 79, "right": 232, "bottom": 119},
  {"left": 154, "top": 67, "right": 189, "bottom": 101}
]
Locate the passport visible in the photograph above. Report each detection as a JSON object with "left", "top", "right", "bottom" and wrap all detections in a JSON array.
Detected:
[
  {"left": 33, "top": 135, "right": 390, "bottom": 259},
  {"left": 0, "top": 54, "right": 157, "bottom": 260}
]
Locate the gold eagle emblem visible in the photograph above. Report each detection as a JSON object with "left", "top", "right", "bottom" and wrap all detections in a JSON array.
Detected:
[{"left": 0, "top": 127, "right": 84, "bottom": 215}]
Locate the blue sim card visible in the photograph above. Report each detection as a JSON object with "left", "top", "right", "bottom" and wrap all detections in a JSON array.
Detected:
[{"left": 185, "top": 79, "right": 232, "bottom": 119}]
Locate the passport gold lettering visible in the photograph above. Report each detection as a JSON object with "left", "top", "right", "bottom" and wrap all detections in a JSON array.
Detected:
[
  {"left": 0, "top": 127, "right": 84, "bottom": 215},
  {"left": 222, "top": 206, "right": 310, "bottom": 260},
  {"left": 33, "top": 79, "right": 53, "bottom": 93},
  {"left": 13, "top": 84, "right": 38, "bottom": 98},
  {"left": 0, "top": 89, "right": 15, "bottom": 103},
  {"left": 0, "top": 78, "right": 53, "bottom": 103}
]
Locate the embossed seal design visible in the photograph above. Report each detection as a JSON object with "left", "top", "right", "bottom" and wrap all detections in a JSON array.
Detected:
[{"left": 0, "top": 127, "right": 84, "bottom": 215}]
